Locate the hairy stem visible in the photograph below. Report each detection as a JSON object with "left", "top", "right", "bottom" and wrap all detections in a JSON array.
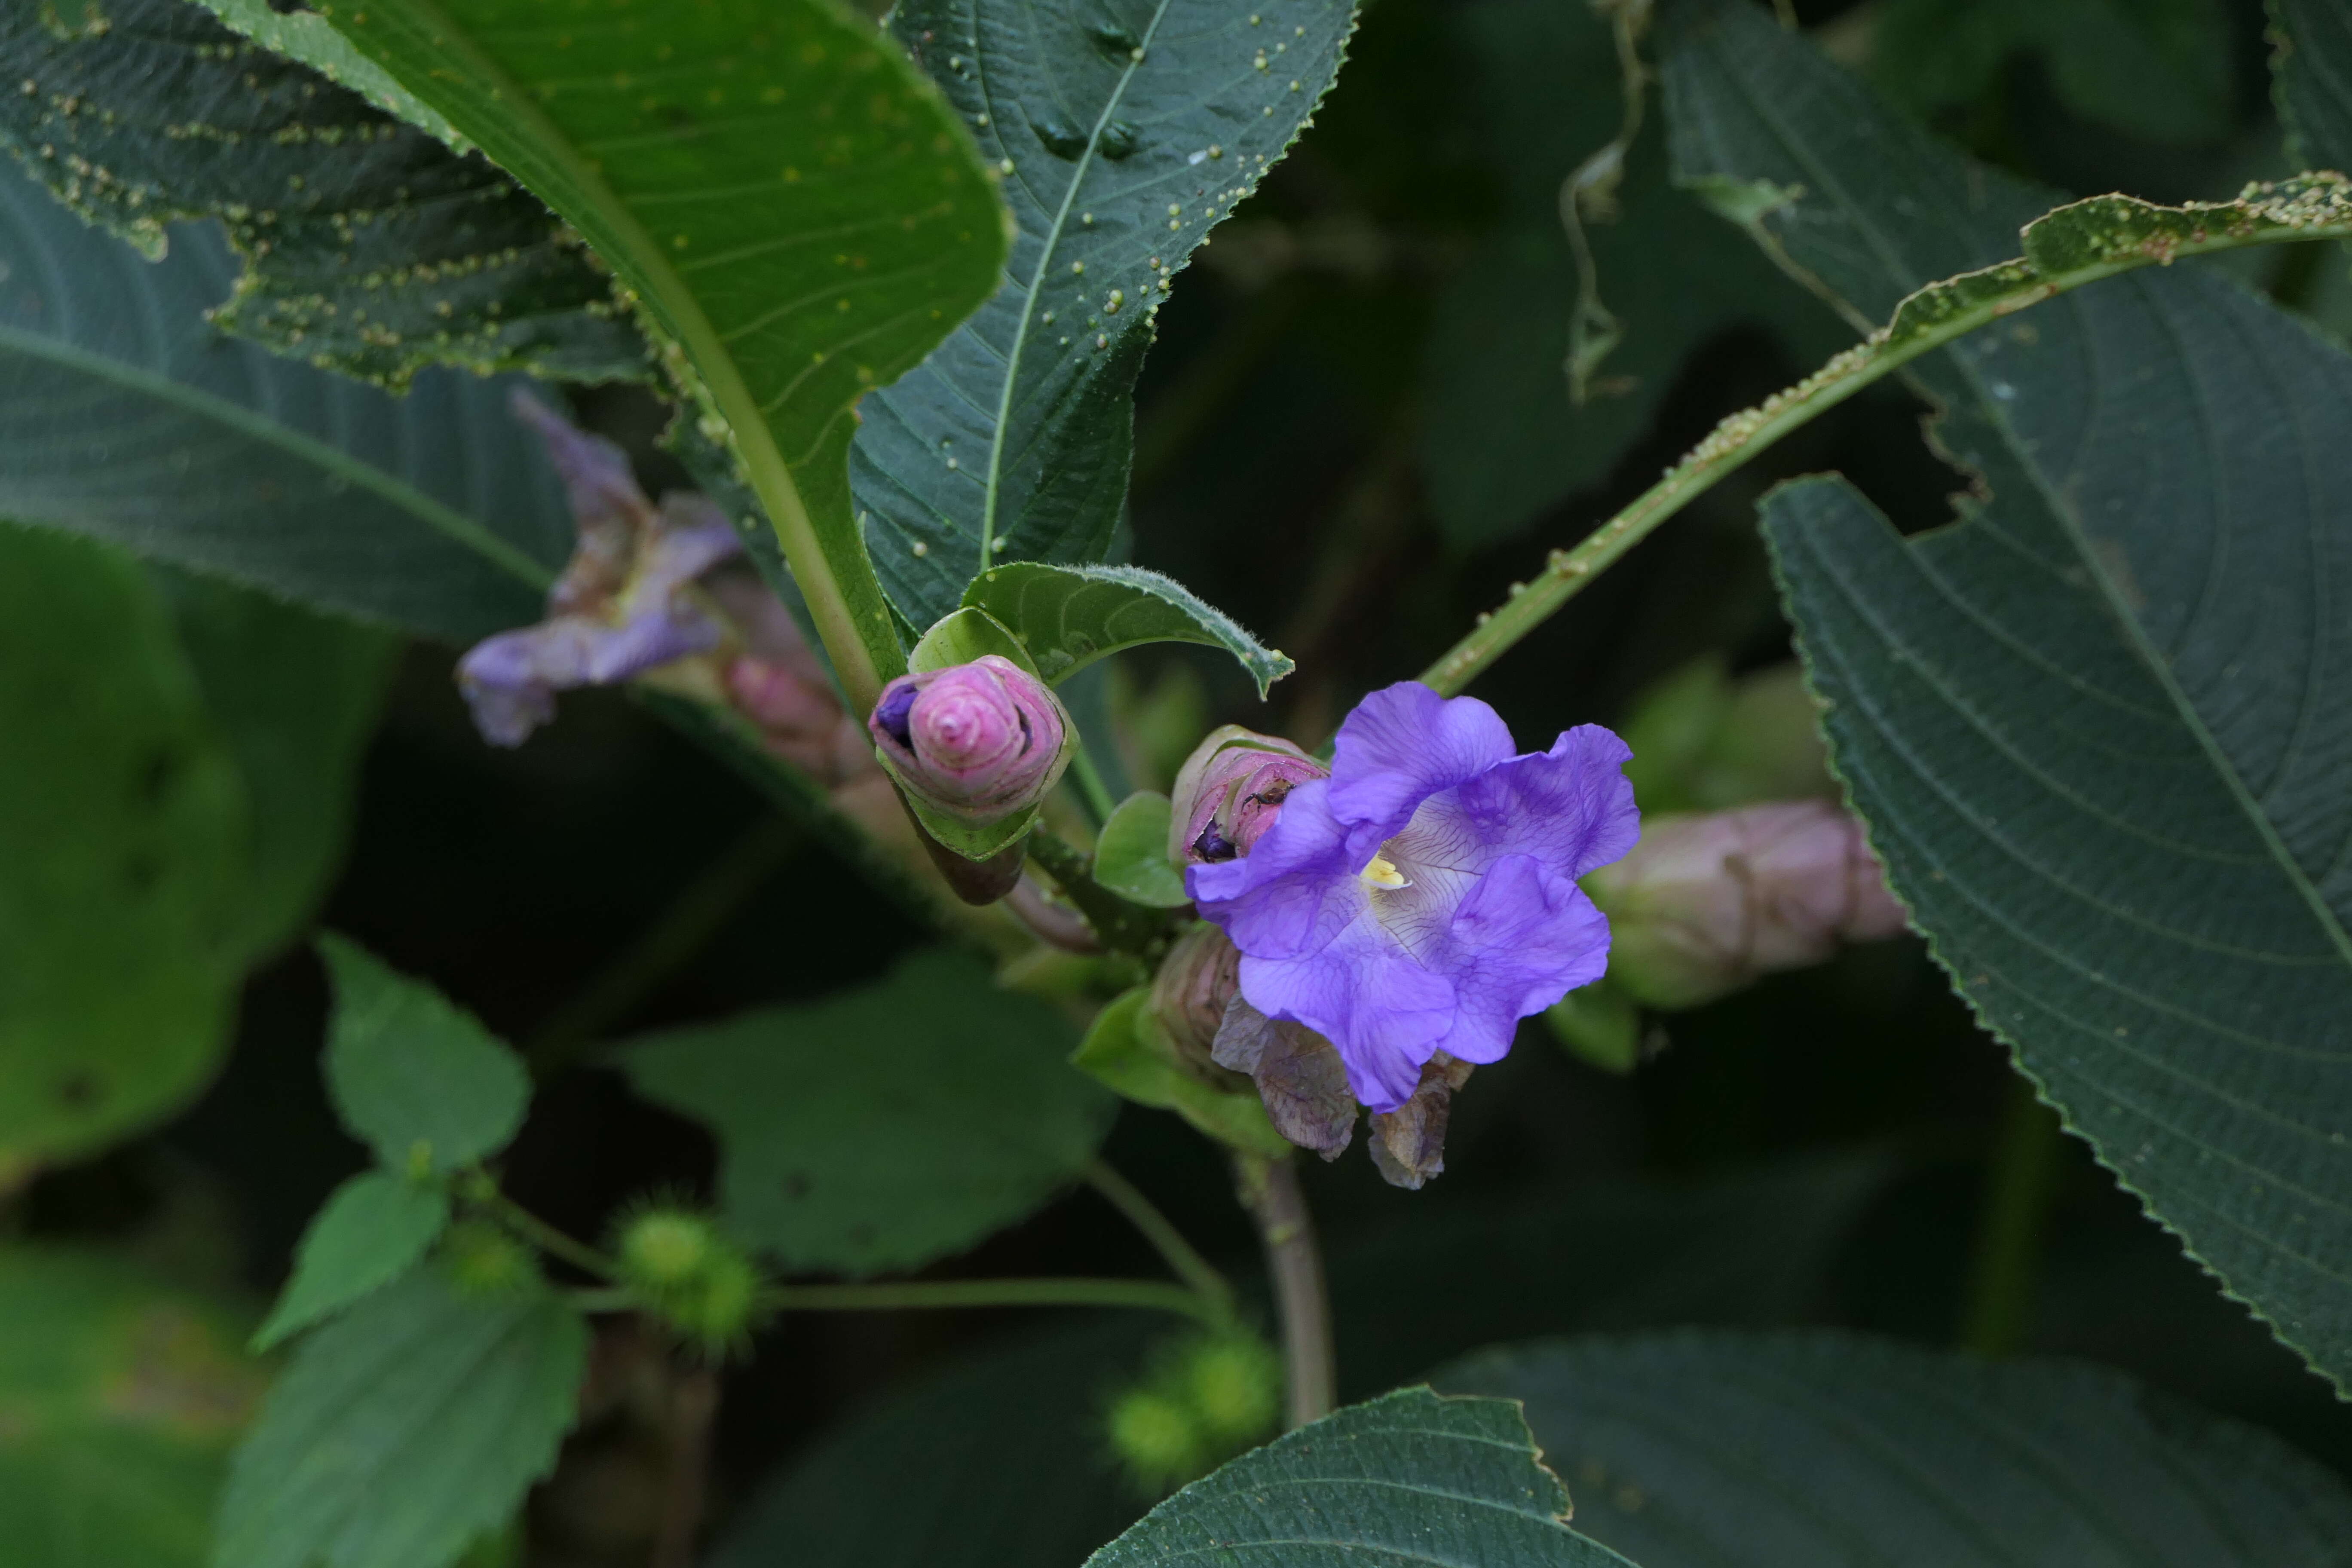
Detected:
[
  {"left": 1960, "top": 1078, "right": 2067, "bottom": 1356},
  {"left": 1027, "top": 829, "right": 1185, "bottom": 957},
  {"left": 1237, "top": 1154, "right": 1335, "bottom": 1427},
  {"left": 756, "top": 1276, "right": 1222, "bottom": 1322},
  {"left": 1087, "top": 1159, "right": 1237, "bottom": 1320},
  {"left": 1420, "top": 181, "right": 2352, "bottom": 696}
]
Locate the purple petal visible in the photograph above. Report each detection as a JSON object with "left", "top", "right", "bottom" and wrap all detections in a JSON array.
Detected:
[
  {"left": 578, "top": 606, "right": 724, "bottom": 684},
  {"left": 1188, "top": 781, "right": 1374, "bottom": 961},
  {"left": 1430, "top": 723, "right": 1641, "bottom": 879},
  {"left": 510, "top": 390, "right": 644, "bottom": 547},
  {"left": 1238, "top": 923, "right": 1455, "bottom": 1112},
  {"left": 1326, "top": 682, "right": 1516, "bottom": 837},
  {"left": 1429, "top": 854, "right": 1611, "bottom": 1064}
]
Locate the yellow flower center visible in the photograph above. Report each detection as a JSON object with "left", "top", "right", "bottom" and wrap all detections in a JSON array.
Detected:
[{"left": 1360, "top": 853, "right": 1409, "bottom": 891}]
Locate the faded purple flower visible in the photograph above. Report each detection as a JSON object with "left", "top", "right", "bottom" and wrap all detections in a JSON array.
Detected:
[
  {"left": 1189, "top": 681, "right": 1638, "bottom": 1113},
  {"left": 458, "top": 393, "right": 745, "bottom": 747},
  {"left": 867, "top": 655, "right": 1071, "bottom": 824}
]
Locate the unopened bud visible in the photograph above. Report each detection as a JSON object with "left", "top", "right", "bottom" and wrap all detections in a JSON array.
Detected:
[
  {"left": 441, "top": 1222, "right": 537, "bottom": 1297},
  {"left": 1168, "top": 726, "right": 1327, "bottom": 865},
  {"left": 868, "top": 655, "right": 1071, "bottom": 824},
  {"left": 1586, "top": 800, "right": 1908, "bottom": 1009},
  {"left": 615, "top": 1207, "right": 765, "bottom": 1355},
  {"left": 1149, "top": 924, "right": 1247, "bottom": 1081}
]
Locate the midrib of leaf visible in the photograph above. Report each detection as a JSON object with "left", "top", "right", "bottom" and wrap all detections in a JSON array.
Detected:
[
  {"left": 0, "top": 322, "right": 552, "bottom": 592},
  {"left": 975, "top": 0, "right": 1174, "bottom": 570},
  {"left": 1698, "top": 31, "right": 2352, "bottom": 975},
  {"left": 332, "top": 0, "right": 893, "bottom": 708}
]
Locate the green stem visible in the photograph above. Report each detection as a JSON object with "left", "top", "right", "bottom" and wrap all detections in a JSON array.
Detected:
[
  {"left": 1418, "top": 181, "right": 2352, "bottom": 696},
  {"left": 1959, "top": 1078, "right": 2066, "bottom": 1356},
  {"left": 756, "top": 1276, "right": 1221, "bottom": 1322},
  {"left": 527, "top": 815, "right": 802, "bottom": 1075},
  {"left": 1069, "top": 742, "right": 1121, "bottom": 827},
  {"left": 1026, "top": 829, "right": 1185, "bottom": 957},
  {"left": 1236, "top": 1153, "right": 1335, "bottom": 1427},
  {"left": 1086, "top": 1159, "right": 1236, "bottom": 1320},
  {"left": 475, "top": 1187, "right": 623, "bottom": 1281}
]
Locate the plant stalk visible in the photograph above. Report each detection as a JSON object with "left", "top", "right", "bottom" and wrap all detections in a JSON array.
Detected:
[
  {"left": 1237, "top": 1153, "right": 1335, "bottom": 1427},
  {"left": 1960, "top": 1078, "right": 2066, "bottom": 1356},
  {"left": 756, "top": 1276, "right": 1223, "bottom": 1322},
  {"left": 1086, "top": 1159, "right": 1237, "bottom": 1320}
]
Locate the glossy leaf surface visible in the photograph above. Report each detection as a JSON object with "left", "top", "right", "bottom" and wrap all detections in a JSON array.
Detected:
[
  {"left": 1663, "top": 0, "right": 2352, "bottom": 1390},
  {"left": 621, "top": 949, "right": 1112, "bottom": 1275},
  {"left": 852, "top": 0, "right": 1359, "bottom": 627}
]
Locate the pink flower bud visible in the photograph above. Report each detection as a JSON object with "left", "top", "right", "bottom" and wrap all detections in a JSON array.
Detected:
[
  {"left": 1585, "top": 799, "right": 1908, "bottom": 1009},
  {"left": 867, "top": 655, "right": 1070, "bottom": 824},
  {"left": 1168, "top": 726, "right": 1328, "bottom": 865}
]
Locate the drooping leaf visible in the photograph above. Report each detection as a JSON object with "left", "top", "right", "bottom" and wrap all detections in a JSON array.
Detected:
[
  {"left": 0, "top": 1246, "right": 267, "bottom": 1568},
  {"left": 1662, "top": 0, "right": 2352, "bottom": 1390},
  {"left": 1071, "top": 987, "right": 1289, "bottom": 1155},
  {"left": 214, "top": 1265, "right": 586, "bottom": 1568},
  {"left": 710, "top": 1322, "right": 1157, "bottom": 1568},
  {"left": 2272, "top": 0, "right": 2352, "bottom": 172},
  {"left": 1091, "top": 792, "right": 1189, "bottom": 907},
  {"left": 306, "top": 0, "right": 1011, "bottom": 691},
  {"left": 0, "top": 0, "right": 647, "bottom": 387},
  {"left": 0, "top": 525, "right": 247, "bottom": 1170},
  {"left": 253, "top": 1171, "right": 451, "bottom": 1352},
  {"left": 1867, "top": 0, "right": 2235, "bottom": 146},
  {"left": 1418, "top": 0, "right": 1842, "bottom": 551},
  {"left": 851, "top": 0, "right": 1360, "bottom": 629},
  {"left": 964, "top": 563, "right": 1294, "bottom": 696},
  {"left": 620, "top": 949, "right": 1113, "bottom": 1276},
  {"left": 1084, "top": 1387, "right": 1630, "bottom": 1568},
  {"left": 1439, "top": 1332, "right": 2352, "bottom": 1566},
  {"left": 318, "top": 938, "right": 531, "bottom": 1176},
  {"left": 0, "top": 152, "right": 573, "bottom": 641},
  {"left": 156, "top": 572, "right": 397, "bottom": 962}
]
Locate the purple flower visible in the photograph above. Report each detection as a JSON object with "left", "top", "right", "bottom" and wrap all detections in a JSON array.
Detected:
[
  {"left": 867, "top": 655, "right": 1071, "bottom": 824},
  {"left": 1188, "top": 681, "right": 1638, "bottom": 1112}
]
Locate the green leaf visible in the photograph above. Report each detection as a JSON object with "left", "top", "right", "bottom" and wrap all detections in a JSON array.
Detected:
[
  {"left": 157, "top": 572, "right": 398, "bottom": 963},
  {"left": 0, "top": 0, "right": 647, "bottom": 386},
  {"left": 964, "top": 563, "right": 1295, "bottom": 696},
  {"left": 0, "top": 525, "right": 247, "bottom": 1170},
  {"left": 193, "top": 0, "right": 470, "bottom": 150},
  {"left": 1439, "top": 1332, "right": 2352, "bottom": 1565},
  {"left": 308, "top": 0, "right": 1011, "bottom": 694},
  {"left": 1093, "top": 792, "right": 1190, "bottom": 907},
  {"left": 0, "top": 1246, "right": 267, "bottom": 1568},
  {"left": 2272, "top": 0, "right": 2352, "bottom": 171},
  {"left": 215, "top": 1265, "right": 587, "bottom": 1568},
  {"left": 1071, "top": 987, "right": 1289, "bottom": 1156},
  {"left": 1084, "top": 1387, "right": 1630, "bottom": 1568},
  {"left": 1542, "top": 981, "right": 1640, "bottom": 1074},
  {"left": 620, "top": 949, "right": 1114, "bottom": 1276},
  {"left": 852, "top": 0, "right": 1361, "bottom": 630},
  {"left": 0, "top": 153, "right": 574, "bottom": 642},
  {"left": 711, "top": 1322, "right": 1156, "bottom": 1568},
  {"left": 253, "top": 1171, "right": 452, "bottom": 1352},
  {"left": 1418, "top": 0, "right": 1842, "bottom": 551},
  {"left": 908, "top": 605, "right": 1042, "bottom": 677},
  {"left": 1663, "top": 0, "right": 2352, "bottom": 1390},
  {"left": 319, "top": 938, "right": 531, "bottom": 1176},
  {"left": 1868, "top": 0, "right": 2235, "bottom": 146}
]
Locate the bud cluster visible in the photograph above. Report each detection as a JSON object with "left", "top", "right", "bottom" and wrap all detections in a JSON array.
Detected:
[
  {"left": 615, "top": 1207, "right": 765, "bottom": 1357},
  {"left": 1103, "top": 1329, "right": 1283, "bottom": 1495}
]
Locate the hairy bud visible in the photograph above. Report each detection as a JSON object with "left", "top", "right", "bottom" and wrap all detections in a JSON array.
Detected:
[
  {"left": 1168, "top": 726, "right": 1327, "bottom": 866},
  {"left": 615, "top": 1207, "right": 765, "bottom": 1357},
  {"left": 867, "top": 655, "right": 1072, "bottom": 825},
  {"left": 1586, "top": 799, "right": 1908, "bottom": 1009}
]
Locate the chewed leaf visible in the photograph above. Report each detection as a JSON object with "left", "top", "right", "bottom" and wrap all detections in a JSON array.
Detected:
[{"left": 964, "top": 564, "right": 1293, "bottom": 696}]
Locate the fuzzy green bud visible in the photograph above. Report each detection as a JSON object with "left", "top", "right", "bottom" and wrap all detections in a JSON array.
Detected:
[
  {"left": 619, "top": 1209, "right": 714, "bottom": 1288},
  {"left": 616, "top": 1207, "right": 764, "bottom": 1355},
  {"left": 441, "top": 1222, "right": 537, "bottom": 1297},
  {"left": 1107, "top": 1388, "right": 1209, "bottom": 1493},
  {"left": 1182, "top": 1332, "right": 1282, "bottom": 1445}
]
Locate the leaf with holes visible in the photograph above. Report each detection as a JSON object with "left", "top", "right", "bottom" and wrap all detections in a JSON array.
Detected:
[
  {"left": 620, "top": 949, "right": 1112, "bottom": 1276},
  {"left": 1084, "top": 1386, "right": 1630, "bottom": 1567},
  {"left": 1663, "top": 0, "right": 2352, "bottom": 1390},
  {"left": 1439, "top": 1332, "right": 2352, "bottom": 1567},
  {"left": 2, "top": 0, "right": 646, "bottom": 387},
  {"left": 306, "top": 0, "right": 1009, "bottom": 698},
  {"left": 0, "top": 152, "right": 573, "bottom": 641},
  {"left": 964, "top": 563, "right": 1293, "bottom": 695},
  {"left": 851, "top": 0, "right": 1360, "bottom": 629}
]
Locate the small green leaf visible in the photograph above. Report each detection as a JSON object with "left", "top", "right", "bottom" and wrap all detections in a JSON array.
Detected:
[
  {"left": 0, "top": 152, "right": 573, "bottom": 642},
  {"left": 1070, "top": 989, "right": 1288, "bottom": 1157},
  {"left": 0, "top": 525, "right": 247, "bottom": 1169},
  {"left": 854, "top": 0, "right": 1361, "bottom": 630},
  {"left": 318, "top": 938, "right": 530, "bottom": 1176},
  {"left": 1084, "top": 1387, "right": 1630, "bottom": 1567},
  {"left": 1092, "top": 793, "right": 1190, "bottom": 908},
  {"left": 963, "top": 564, "right": 1294, "bottom": 697},
  {"left": 1439, "top": 1332, "right": 2352, "bottom": 1565},
  {"left": 215, "top": 1265, "right": 588, "bottom": 1568},
  {"left": 620, "top": 950, "right": 1114, "bottom": 1277},
  {"left": 0, "top": 0, "right": 646, "bottom": 387},
  {"left": 908, "top": 607, "right": 1042, "bottom": 678},
  {"left": 253, "top": 1171, "right": 451, "bottom": 1352},
  {"left": 0, "top": 1246, "right": 267, "bottom": 1568}
]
